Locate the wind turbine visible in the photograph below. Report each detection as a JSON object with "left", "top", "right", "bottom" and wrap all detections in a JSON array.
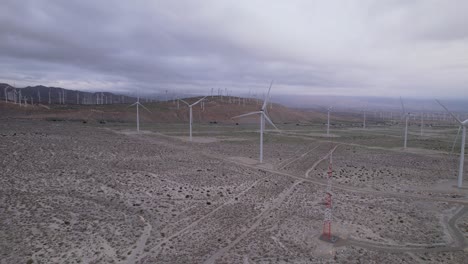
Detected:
[
  {"left": 420, "top": 107, "right": 424, "bottom": 137},
  {"left": 327, "top": 106, "right": 332, "bottom": 136},
  {"left": 400, "top": 97, "right": 412, "bottom": 149},
  {"left": 128, "top": 93, "right": 151, "bottom": 132},
  {"left": 232, "top": 81, "right": 278, "bottom": 163},
  {"left": 436, "top": 99, "right": 467, "bottom": 188},
  {"left": 4, "top": 85, "right": 10, "bottom": 103},
  {"left": 362, "top": 107, "right": 367, "bottom": 129},
  {"left": 180, "top": 96, "right": 207, "bottom": 141}
]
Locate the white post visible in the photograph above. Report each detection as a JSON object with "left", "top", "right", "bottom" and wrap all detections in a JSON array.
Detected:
[
  {"left": 404, "top": 116, "right": 408, "bottom": 149},
  {"left": 189, "top": 106, "right": 193, "bottom": 141},
  {"left": 4, "top": 87, "right": 7, "bottom": 103},
  {"left": 420, "top": 112, "right": 424, "bottom": 136},
  {"left": 137, "top": 103, "right": 140, "bottom": 132},
  {"left": 260, "top": 113, "right": 264, "bottom": 163},
  {"left": 327, "top": 110, "right": 330, "bottom": 136},
  {"left": 363, "top": 110, "right": 366, "bottom": 129},
  {"left": 459, "top": 126, "right": 465, "bottom": 188}
]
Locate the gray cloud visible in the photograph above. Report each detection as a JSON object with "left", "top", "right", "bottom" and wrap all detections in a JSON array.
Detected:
[{"left": 1, "top": 0, "right": 467, "bottom": 99}]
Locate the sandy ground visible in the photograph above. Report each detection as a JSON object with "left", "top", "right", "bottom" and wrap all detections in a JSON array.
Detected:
[{"left": 1, "top": 119, "right": 467, "bottom": 263}]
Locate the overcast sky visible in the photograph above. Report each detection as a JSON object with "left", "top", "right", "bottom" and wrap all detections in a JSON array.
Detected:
[{"left": 1, "top": 0, "right": 468, "bottom": 99}]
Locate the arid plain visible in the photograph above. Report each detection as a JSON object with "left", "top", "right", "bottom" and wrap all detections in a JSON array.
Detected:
[{"left": 1, "top": 99, "right": 467, "bottom": 264}]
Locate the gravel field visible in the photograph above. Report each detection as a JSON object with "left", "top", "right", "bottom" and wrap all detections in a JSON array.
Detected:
[{"left": 1, "top": 119, "right": 467, "bottom": 263}]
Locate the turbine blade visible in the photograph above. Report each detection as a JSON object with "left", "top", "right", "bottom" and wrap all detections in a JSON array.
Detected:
[
  {"left": 127, "top": 102, "right": 137, "bottom": 108},
  {"left": 400, "top": 97, "right": 406, "bottom": 114},
  {"left": 263, "top": 113, "right": 279, "bottom": 130},
  {"left": 179, "top": 99, "right": 190, "bottom": 106},
  {"left": 232, "top": 111, "right": 261, "bottom": 119},
  {"left": 435, "top": 99, "right": 463, "bottom": 124},
  {"left": 262, "top": 80, "right": 273, "bottom": 110},
  {"left": 191, "top": 96, "right": 207, "bottom": 106},
  {"left": 139, "top": 103, "right": 152, "bottom": 113}
]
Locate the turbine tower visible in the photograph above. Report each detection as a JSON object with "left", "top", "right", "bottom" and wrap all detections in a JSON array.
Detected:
[
  {"left": 420, "top": 109, "right": 424, "bottom": 137},
  {"left": 436, "top": 99, "right": 467, "bottom": 188},
  {"left": 232, "top": 81, "right": 278, "bottom": 163},
  {"left": 327, "top": 106, "right": 332, "bottom": 136},
  {"left": 400, "top": 97, "right": 412, "bottom": 149},
  {"left": 363, "top": 107, "right": 367, "bottom": 129},
  {"left": 180, "top": 96, "right": 207, "bottom": 141},
  {"left": 128, "top": 94, "right": 151, "bottom": 132}
]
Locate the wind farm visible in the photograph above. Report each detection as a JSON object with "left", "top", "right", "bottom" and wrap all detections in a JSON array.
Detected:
[
  {"left": 1, "top": 87, "right": 467, "bottom": 263},
  {"left": 2, "top": 1, "right": 468, "bottom": 263}
]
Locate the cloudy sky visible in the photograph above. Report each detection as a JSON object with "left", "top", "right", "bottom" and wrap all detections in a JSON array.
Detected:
[{"left": 1, "top": 0, "right": 468, "bottom": 99}]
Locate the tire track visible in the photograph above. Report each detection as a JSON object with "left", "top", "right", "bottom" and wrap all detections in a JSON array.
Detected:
[
  {"left": 118, "top": 129, "right": 468, "bottom": 257},
  {"left": 203, "top": 145, "right": 339, "bottom": 264},
  {"left": 124, "top": 216, "right": 152, "bottom": 264},
  {"left": 135, "top": 176, "right": 267, "bottom": 262},
  {"left": 278, "top": 144, "right": 320, "bottom": 170}
]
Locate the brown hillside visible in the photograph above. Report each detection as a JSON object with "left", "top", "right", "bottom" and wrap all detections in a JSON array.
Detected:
[{"left": 0, "top": 96, "right": 361, "bottom": 124}]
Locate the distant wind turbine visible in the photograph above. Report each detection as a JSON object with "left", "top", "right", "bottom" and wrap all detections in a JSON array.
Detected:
[
  {"left": 420, "top": 107, "right": 424, "bottom": 136},
  {"left": 4, "top": 85, "right": 10, "bottom": 103},
  {"left": 232, "top": 81, "right": 278, "bottom": 163},
  {"left": 327, "top": 106, "right": 332, "bottom": 136},
  {"left": 400, "top": 97, "right": 412, "bottom": 149},
  {"left": 180, "top": 96, "right": 207, "bottom": 141},
  {"left": 363, "top": 107, "right": 367, "bottom": 129},
  {"left": 436, "top": 99, "right": 467, "bottom": 188},
  {"left": 128, "top": 93, "right": 151, "bottom": 132}
]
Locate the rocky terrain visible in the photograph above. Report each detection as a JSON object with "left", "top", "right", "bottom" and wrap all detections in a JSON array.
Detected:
[{"left": 1, "top": 113, "right": 467, "bottom": 263}]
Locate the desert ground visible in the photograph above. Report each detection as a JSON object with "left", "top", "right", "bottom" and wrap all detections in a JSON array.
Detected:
[{"left": 1, "top": 105, "right": 467, "bottom": 263}]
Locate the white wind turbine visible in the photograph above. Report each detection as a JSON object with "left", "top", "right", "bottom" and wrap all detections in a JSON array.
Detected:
[
  {"left": 4, "top": 85, "right": 11, "bottom": 103},
  {"left": 436, "top": 99, "right": 467, "bottom": 188},
  {"left": 420, "top": 106, "right": 424, "bottom": 137},
  {"left": 128, "top": 93, "right": 151, "bottom": 132},
  {"left": 400, "top": 97, "right": 412, "bottom": 149},
  {"left": 180, "top": 96, "right": 207, "bottom": 141},
  {"left": 232, "top": 81, "right": 278, "bottom": 163},
  {"left": 327, "top": 106, "right": 332, "bottom": 136},
  {"left": 362, "top": 106, "right": 367, "bottom": 129}
]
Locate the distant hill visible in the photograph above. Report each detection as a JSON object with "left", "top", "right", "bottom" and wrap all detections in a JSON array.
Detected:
[
  {"left": 0, "top": 83, "right": 350, "bottom": 124},
  {"left": 0, "top": 83, "right": 137, "bottom": 105},
  {"left": 1, "top": 83, "right": 465, "bottom": 124},
  {"left": 0, "top": 94, "right": 327, "bottom": 124}
]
